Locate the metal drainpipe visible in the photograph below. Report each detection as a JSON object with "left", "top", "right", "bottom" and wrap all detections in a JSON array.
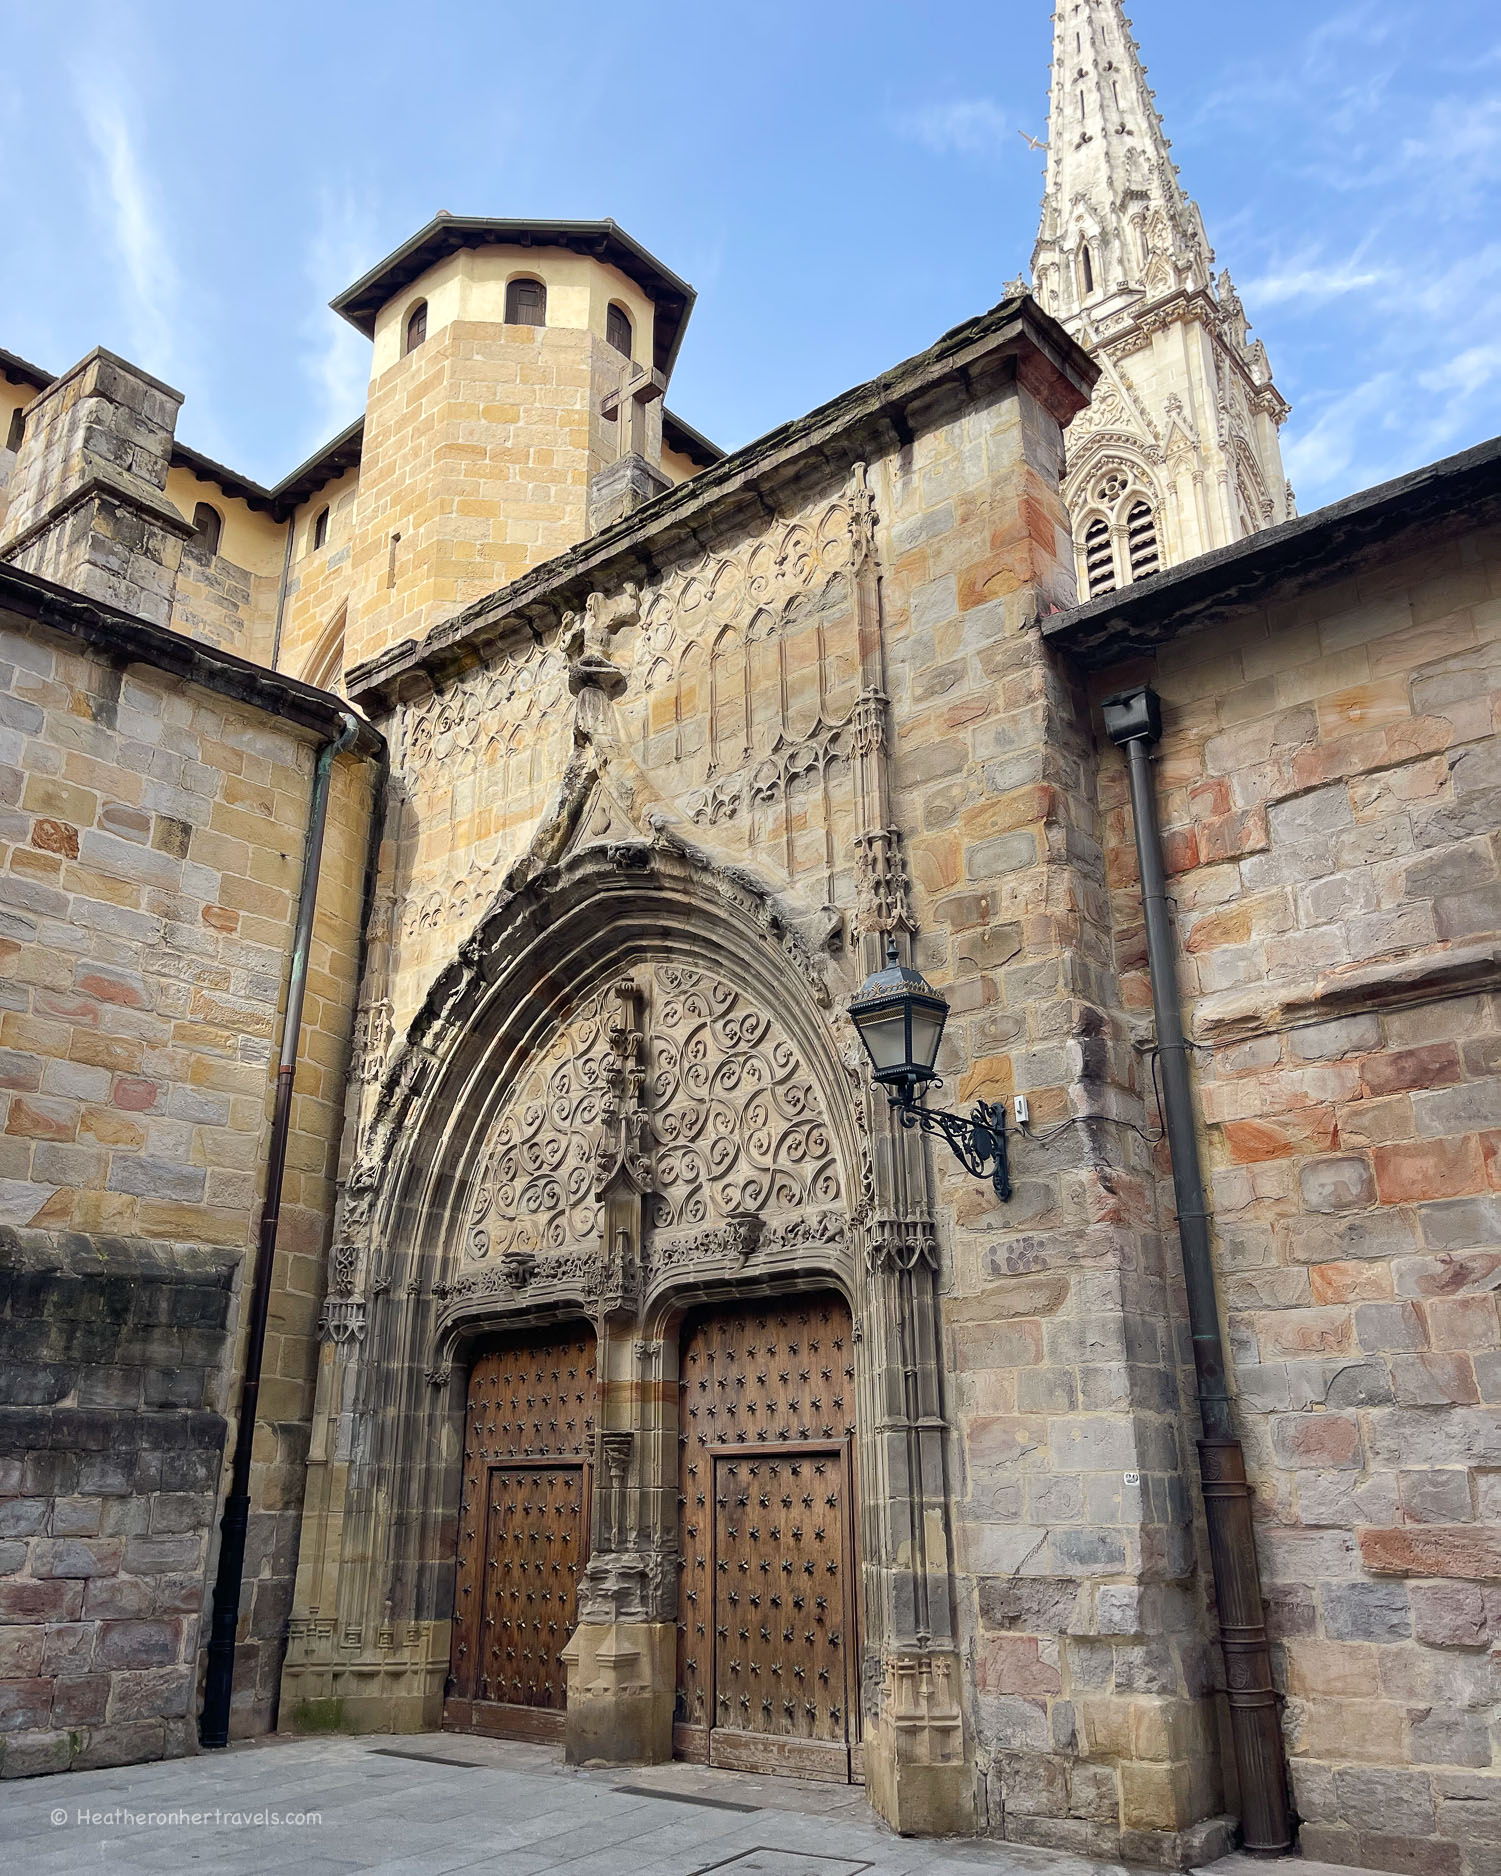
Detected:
[
  {"left": 200, "top": 709, "right": 361, "bottom": 1749},
  {"left": 1102, "top": 686, "right": 1294, "bottom": 1857}
]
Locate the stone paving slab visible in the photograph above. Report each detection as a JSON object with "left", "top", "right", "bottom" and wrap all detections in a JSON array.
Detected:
[{"left": 0, "top": 1735, "right": 1398, "bottom": 1876}]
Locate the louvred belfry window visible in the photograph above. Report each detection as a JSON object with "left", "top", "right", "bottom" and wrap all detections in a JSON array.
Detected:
[
  {"left": 1084, "top": 517, "right": 1115, "bottom": 597},
  {"left": 1127, "top": 501, "right": 1161, "bottom": 580}
]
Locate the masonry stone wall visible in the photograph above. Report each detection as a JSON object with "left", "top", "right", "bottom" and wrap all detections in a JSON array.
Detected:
[
  {"left": 343, "top": 316, "right": 635, "bottom": 674},
  {"left": 872, "top": 374, "right": 1229, "bottom": 1861},
  {"left": 275, "top": 467, "right": 361, "bottom": 689},
  {"left": 0, "top": 1227, "right": 234, "bottom": 1776},
  {"left": 1085, "top": 514, "right": 1501, "bottom": 1875},
  {"left": 0, "top": 599, "right": 374, "bottom": 1757}
]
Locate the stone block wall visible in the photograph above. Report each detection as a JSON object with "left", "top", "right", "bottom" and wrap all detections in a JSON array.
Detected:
[
  {"left": 0, "top": 1226, "right": 235, "bottom": 1777},
  {"left": 869, "top": 364, "right": 1229, "bottom": 1862},
  {"left": 0, "top": 351, "right": 190, "bottom": 628},
  {"left": 344, "top": 319, "right": 614, "bottom": 673},
  {"left": 275, "top": 466, "right": 361, "bottom": 688},
  {"left": 1088, "top": 515, "right": 1501, "bottom": 1874},
  {"left": 0, "top": 595, "right": 375, "bottom": 1753}
]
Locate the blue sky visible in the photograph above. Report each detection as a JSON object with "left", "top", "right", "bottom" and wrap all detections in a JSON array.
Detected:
[{"left": 2, "top": 0, "right": 1498, "bottom": 513}]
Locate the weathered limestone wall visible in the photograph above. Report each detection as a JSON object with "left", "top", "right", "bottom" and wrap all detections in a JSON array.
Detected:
[
  {"left": 0, "top": 596, "right": 374, "bottom": 1758},
  {"left": 0, "top": 351, "right": 191, "bottom": 628},
  {"left": 869, "top": 379, "right": 1229, "bottom": 1861},
  {"left": 1088, "top": 516, "right": 1501, "bottom": 1875},
  {"left": 0, "top": 1228, "right": 235, "bottom": 1778}
]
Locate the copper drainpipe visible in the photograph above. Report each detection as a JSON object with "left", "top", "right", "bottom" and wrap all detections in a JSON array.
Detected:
[
  {"left": 200, "top": 710, "right": 360, "bottom": 1748},
  {"left": 1103, "top": 686, "right": 1293, "bottom": 1856}
]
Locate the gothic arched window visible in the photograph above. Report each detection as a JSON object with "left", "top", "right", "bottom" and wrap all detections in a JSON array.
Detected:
[
  {"left": 1076, "top": 471, "right": 1163, "bottom": 598},
  {"left": 405, "top": 301, "right": 428, "bottom": 354},
  {"left": 506, "top": 277, "right": 547, "bottom": 327},
  {"left": 189, "top": 502, "right": 222, "bottom": 557}
]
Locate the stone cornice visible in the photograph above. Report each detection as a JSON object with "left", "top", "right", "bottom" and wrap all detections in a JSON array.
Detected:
[{"left": 0, "top": 558, "right": 384, "bottom": 757}]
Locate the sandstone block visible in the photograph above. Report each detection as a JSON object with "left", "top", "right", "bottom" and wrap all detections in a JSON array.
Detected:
[
  {"left": 90, "top": 1617, "right": 177, "bottom": 1670},
  {"left": 1359, "top": 1524, "right": 1501, "bottom": 1580},
  {"left": 1322, "top": 1580, "right": 1411, "bottom": 1641}
]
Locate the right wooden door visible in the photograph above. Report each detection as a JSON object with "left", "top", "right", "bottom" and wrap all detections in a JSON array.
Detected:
[{"left": 674, "top": 1292, "right": 860, "bottom": 1782}]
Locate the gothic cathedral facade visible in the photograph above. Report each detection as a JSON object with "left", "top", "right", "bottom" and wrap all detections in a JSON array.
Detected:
[{"left": 0, "top": 10, "right": 1497, "bottom": 1876}]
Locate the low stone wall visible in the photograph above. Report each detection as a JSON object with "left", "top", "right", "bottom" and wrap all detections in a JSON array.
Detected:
[{"left": 0, "top": 1226, "right": 234, "bottom": 1777}]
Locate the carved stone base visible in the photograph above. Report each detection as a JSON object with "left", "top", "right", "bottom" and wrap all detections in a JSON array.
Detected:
[
  {"left": 865, "top": 1651, "right": 975, "bottom": 1837},
  {"left": 279, "top": 1648, "right": 445, "bottom": 1738},
  {"left": 560, "top": 1621, "right": 674, "bottom": 1766}
]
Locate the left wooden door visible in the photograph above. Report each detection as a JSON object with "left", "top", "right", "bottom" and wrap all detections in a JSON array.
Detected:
[{"left": 445, "top": 1329, "right": 596, "bottom": 1741}]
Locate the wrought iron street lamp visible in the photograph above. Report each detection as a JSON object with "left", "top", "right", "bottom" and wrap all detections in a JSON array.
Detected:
[{"left": 848, "top": 941, "right": 1012, "bottom": 1201}]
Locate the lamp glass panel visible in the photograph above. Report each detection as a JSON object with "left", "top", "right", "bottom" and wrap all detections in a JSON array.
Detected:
[
  {"left": 855, "top": 1005, "right": 911, "bottom": 1075},
  {"left": 908, "top": 1003, "right": 947, "bottom": 1075}
]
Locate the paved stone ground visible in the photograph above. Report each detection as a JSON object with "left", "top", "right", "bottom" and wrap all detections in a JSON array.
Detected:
[{"left": 0, "top": 1733, "right": 1389, "bottom": 1876}]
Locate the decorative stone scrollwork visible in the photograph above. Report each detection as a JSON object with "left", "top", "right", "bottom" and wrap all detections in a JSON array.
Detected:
[
  {"left": 460, "top": 963, "right": 843, "bottom": 1288},
  {"left": 648, "top": 965, "right": 838, "bottom": 1232},
  {"left": 467, "top": 989, "right": 612, "bottom": 1262}
]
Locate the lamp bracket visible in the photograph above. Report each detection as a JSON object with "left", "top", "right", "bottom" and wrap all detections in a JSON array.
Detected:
[{"left": 892, "top": 1090, "right": 1012, "bottom": 1201}]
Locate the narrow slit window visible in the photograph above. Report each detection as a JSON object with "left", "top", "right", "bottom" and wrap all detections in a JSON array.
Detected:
[
  {"left": 1081, "top": 245, "right": 1095, "bottom": 295},
  {"left": 189, "top": 502, "right": 222, "bottom": 557},
  {"left": 1084, "top": 517, "right": 1115, "bottom": 597},
  {"left": 5, "top": 407, "right": 23, "bottom": 453},
  {"left": 505, "top": 278, "right": 547, "bottom": 327},
  {"left": 606, "top": 303, "right": 633, "bottom": 358},
  {"left": 312, "top": 506, "right": 330, "bottom": 552},
  {"left": 405, "top": 302, "right": 428, "bottom": 354},
  {"left": 1126, "top": 502, "right": 1160, "bottom": 581}
]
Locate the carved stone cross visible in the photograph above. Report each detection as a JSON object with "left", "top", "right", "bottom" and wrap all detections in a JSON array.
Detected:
[{"left": 602, "top": 363, "right": 666, "bottom": 462}]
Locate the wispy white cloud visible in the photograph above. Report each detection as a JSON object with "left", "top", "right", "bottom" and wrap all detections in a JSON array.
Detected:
[
  {"left": 298, "top": 186, "right": 379, "bottom": 457},
  {"left": 894, "top": 98, "right": 1011, "bottom": 160},
  {"left": 73, "top": 80, "right": 180, "bottom": 376},
  {"left": 1244, "top": 253, "right": 1389, "bottom": 308}
]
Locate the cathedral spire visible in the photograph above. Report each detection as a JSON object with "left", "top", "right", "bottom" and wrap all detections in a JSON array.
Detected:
[
  {"left": 1030, "top": 2, "right": 1293, "bottom": 595},
  {"left": 1034, "top": 0, "right": 1212, "bottom": 321}
]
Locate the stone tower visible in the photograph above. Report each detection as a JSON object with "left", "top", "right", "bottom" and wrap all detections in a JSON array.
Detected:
[
  {"left": 327, "top": 217, "right": 695, "bottom": 674},
  {"left": 1031, "top": 0, "right": 1293, "bottom": 597}
]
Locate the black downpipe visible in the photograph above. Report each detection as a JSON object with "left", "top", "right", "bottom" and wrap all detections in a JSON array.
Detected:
[
  {"left": 200, "top": 710, "right": 360, "bottom": 1749},
  {"left": 1103, "top": 686, "right": 1293, "bottom": 1856}
]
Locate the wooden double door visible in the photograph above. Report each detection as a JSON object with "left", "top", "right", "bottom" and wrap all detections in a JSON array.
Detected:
[
  {"left": 444, "top": 1330, "right": 596, "bottom": 1739},
  {"left": 444, "top": 1294, "right": 861, "bottom": 1778},
  {"left": 673, "top": 1292, "right": 861, "bottom": 1783}
]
